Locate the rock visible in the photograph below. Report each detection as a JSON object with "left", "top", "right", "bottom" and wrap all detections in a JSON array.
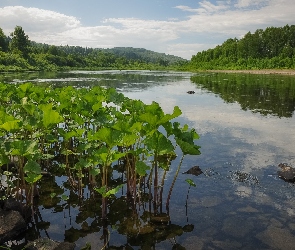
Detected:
[
  {"left": 24, "top": 238, "right": 76, "bottom": 250},
  {"left": 187, "top": 91, "right": 195, "bottom": 94},
  {"left": 3, "top": 198, "right": 31, "bottom": 221},
  {"left": 0, "top": 209, "right": 26, "bottom": 244},
  {"left": 183, "top": 166, "right": 203, "bottom": 176},
  {"left": 277, "top": 163, "right": 295, "bottom": 182},
  {"left": 55, "top": 242, "right": 76, "bottom": 250},
  {"left": 3, "top": 198, "right": 23, "bottom": 213},
  {"left": 229, "top": 170, "right": 259, "bottom": 185}
]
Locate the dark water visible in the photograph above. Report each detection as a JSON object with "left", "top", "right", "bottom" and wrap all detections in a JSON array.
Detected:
[{"left": 1, "top": 70, "right": 295, "bottom": 249}]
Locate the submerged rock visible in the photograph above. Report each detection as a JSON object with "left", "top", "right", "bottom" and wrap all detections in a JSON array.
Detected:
[
  {"left": 229, "top": 170, "right": 259, "bottom": 185},
  {"left": 277, "top": 163, "right": 295, "bottom": 182},
  {"left": 3, "top": 198, "right": 32, "bottom": 222},
  {"left": 0, "top": 209, "right": 26, "bottom": 244},
  {"left": 183, "top": 166, "right": 203, "bottom": 176},
  {"left": 25, "top": 238, "right": 76, "bottom": 250}
]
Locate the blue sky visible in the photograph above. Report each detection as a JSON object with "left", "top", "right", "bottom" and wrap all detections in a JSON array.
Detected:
[{"left": 0, "top": 0, "right": 294, "bottom": 59}]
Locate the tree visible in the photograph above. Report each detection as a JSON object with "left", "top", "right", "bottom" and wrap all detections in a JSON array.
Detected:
[
  {"left": 0, "top": 27, "right": 8, "bottom": 52},
  {"left": 10, "top": 26, "right": 31, "bottom": 57}
]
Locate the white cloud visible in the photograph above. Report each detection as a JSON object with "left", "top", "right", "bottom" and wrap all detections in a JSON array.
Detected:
[
  {"left": 167, "top": 43, "right": 215, "bottom": 59},
  {"left": 175, "top": 1, "right": 228, "bottom": 14},
  {"left": 234, "top": 0, "right": 269, "bottom": 8},
  {"left": 0, "top": 0, "right": 295, "bottom": 58},
  {"left": 0, "top": 6, "right": 80, "bottom": 33}
]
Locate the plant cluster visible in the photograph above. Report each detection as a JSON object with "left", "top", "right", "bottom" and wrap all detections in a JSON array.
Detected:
[{"left": 0, "top": 82, "right": 200, "bottom": 219}]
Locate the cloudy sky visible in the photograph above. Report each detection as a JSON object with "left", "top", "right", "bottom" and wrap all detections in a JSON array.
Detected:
[{"left": 0, "top": 0, "right": 294, "bottom": 59}]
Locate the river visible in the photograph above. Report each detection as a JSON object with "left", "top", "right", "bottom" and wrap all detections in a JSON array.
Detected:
[{"left": 1, "top": 70, "right": 295, "bottom": 249}]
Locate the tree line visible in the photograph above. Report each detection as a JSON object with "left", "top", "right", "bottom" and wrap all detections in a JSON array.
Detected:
[
  {"left": 1, "top": 24, "right": 295, "bottom": 72},
  {"left": 0, "top": 26, "right": 188, "bottom": 72},
  {"left": 189, "top": 24, "right": 295, "bottom": 70}
]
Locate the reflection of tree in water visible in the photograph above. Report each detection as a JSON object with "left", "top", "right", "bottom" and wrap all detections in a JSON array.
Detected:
[
  {"left": 191, "top": 73, "right": 295, "bottom": 118},
  {"left": 2, "top": 70, "right": 186, "bottom": 91}
]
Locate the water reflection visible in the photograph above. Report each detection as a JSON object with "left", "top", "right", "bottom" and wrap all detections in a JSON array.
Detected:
[
  {"left": 2, "top": 71, "right": 295, "bottom": 249},
  {"left": 191, "top": 73, "right": 295, "bottom": 118}
]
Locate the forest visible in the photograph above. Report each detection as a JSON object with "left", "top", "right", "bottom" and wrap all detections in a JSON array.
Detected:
[
  {"left": 0, "top": 26, "right": 187, "bottom": 72},
  {"left": 1, "top": 24, "right": 295, "bottom": 72},
  {"left": 189, "top": 24, "right": 295, "bottom": 70}
]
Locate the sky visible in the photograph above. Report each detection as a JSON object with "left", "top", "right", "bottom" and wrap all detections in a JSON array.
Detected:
[{"left": 0, "top": 0, "right": 295, "bottom": 59}]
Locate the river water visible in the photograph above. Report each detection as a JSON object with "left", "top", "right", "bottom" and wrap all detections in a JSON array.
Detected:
[{"left": 1, "top": 70, "right": 295, "bottom": 249}]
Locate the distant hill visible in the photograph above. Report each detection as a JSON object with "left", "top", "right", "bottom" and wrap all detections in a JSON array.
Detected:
[{"left": 106, "top": 47, "right": 187, "bottom": 65}]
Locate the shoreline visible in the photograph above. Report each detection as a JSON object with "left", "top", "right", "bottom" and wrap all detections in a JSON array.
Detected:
[{"left": 206, "top": 69, "right": 295, "bottom": 75}]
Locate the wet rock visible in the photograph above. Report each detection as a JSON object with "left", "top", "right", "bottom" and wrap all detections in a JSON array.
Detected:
[
  {"left": 24, "top": 238, "right": 76, "bottom": 250},
  {"left": 183, "top": 166, "right": 203, "bottom": 176},
  {"left": 187, "top": 90, "right": 195, "bottom": 94},
  {"left": 55, "top": 242, "right": 76, "bottom": 250},
  {"left": 229, "top": 170, "right": 259, "bottom": 185},
  {"left": 0, "top": 209, "right": 26, "bottom": 244},
  {"left": 277, "top": 163, "right": 295, "bottom": 182},
  {"left": 3, "top": 198, "right": 31, "bottom": 221},
  {"left": 4, "top": 198, "right": 23, "bottom": 213}
]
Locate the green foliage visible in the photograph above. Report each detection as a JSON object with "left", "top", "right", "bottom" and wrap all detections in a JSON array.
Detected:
[
  {"left": 185, "top": 179, "right": 196, "bottom": 187},
  {"left": 189, "top": 24, "right": 295, "bottom": 70},
  {"left": 10, "top": 26, "right": 31, "bottom": 57},
  {"left": 0, "top": 28, "right": 8, "bottom": 52},
  {"left": 0, "top": 82, "right": 200, "bottom": 209},
  {"left": 24, "top": 160, "right": 42, "bottom": 184},
  {"left": 0, "top": 25, "right": 187, "bottom": 72}
]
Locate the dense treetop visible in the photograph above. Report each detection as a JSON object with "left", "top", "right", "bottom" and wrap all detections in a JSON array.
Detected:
[{"left": 189, "top": 24, "right": 295, "bottom": 70}]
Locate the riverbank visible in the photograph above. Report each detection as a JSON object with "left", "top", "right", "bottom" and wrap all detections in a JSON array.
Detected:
[{"left": 206, "top": 69, "right": 295, "bottom": 75}]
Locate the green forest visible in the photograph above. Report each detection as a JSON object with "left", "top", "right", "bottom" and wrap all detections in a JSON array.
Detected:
[
  {"left": 1, "top": 24, "right": 295, "bottom": 72},
  {"left": 190, "top": 24, "right": 295, "bottom": 70},
  {"left": 0, "top": 26, "right": 187, "bottom": 72}
]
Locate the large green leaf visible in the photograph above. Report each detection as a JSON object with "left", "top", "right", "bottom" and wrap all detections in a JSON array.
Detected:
[
  {"left": 176, "top": 138, "right": 201, "bottom": 155},
  {"left": 0, "top": 109, "right": 15, "bottom": 125},
  {"left": 158, "top": 106, "right": 182, "bottom": 125},
  {"left": 0, "top": 120, "right": 21, "bottom": 132},
  {"left": 95, "top": 184, "right": 123, "bottom": 197},
  {"left": 93, "top": 145, "right": 125, "bottom": 166},
  {"left": 136, "top": 161, "right": 150, "bottom": 176},
  {"left": 144, "top": 131, "right": 174, "bottom": 155},
  {"left": 185, "top": 179, "right": 196, "bottom": 187},
  {"left": 90, "top": 127, "right": 122, "bottom": 147},
  {"left": 10, "top": 140, "right": 39, "bottom": 157},
  {"left": 39, "top": 103, "right": 63, "bottom": 128},
  {"left": 24, "top": 160, "right": 42, "bottom": 184}
]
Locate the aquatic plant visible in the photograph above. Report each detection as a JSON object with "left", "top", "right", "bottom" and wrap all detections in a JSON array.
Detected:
[{"left": 0, "top": 82, "right": 200, "bottom": 238}]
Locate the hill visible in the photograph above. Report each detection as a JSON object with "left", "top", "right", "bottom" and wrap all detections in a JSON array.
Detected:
[{"left": 106, "top": 47, "right": 187, "bottom": 66}]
